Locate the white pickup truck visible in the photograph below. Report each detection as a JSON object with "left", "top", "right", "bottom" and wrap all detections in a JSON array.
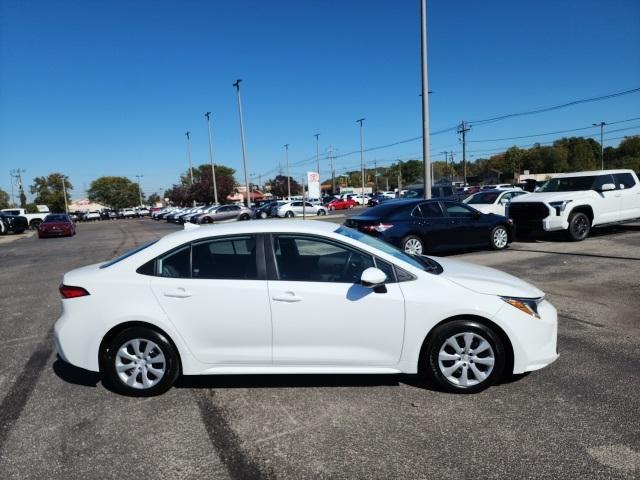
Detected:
[
  {"left": 508, "top": 169, "right": 640, "bottom": 241},
  {"left": 1, "top": 206, "right": 51, "bottom": 229}
]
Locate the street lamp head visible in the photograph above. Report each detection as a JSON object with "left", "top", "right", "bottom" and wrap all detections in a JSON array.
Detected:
[
  {"left": 205, "top": 112, "right": 211, "bottom": 119},
  {"left": 233, "top": 79, "right": 242, "bottom": 89},
  {"left": 185, "top": 131, "right": 191, "bottom": 139},
  {"left": 356, "top": 118, "right": 365, "bottom": 125}
]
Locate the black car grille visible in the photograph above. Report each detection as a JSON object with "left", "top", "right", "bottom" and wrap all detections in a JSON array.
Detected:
[{"left": 508, "top": 202, "right": 550, "bottom": 222}]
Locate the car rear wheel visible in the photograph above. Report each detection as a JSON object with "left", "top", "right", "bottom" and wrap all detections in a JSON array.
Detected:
[
  {"left": 490, "top": 225, "right": 509, "bottom": 250},
  {"left": 422, "top": 320, "right": 505, "bottom": 394},
  {"left": 100, "top": 327, "right": 180, "bottom": 397},
  {"left": 567, "top": 212, "right": 590, "bottom": 241},
  {"left": 239, "top": 214, "right": 250, "bottom": 221},
  {"left": 317, "top": 209, "right": 326, "bottom": 216},
  {"left": 260, "top": 211, "right": 268, "bottom": 219},
  {"left": 401, "top": 235, "right": 424, "bottom": 255},
  {"left": 285, "top": 211, "right": 294, "bottom": 218}
]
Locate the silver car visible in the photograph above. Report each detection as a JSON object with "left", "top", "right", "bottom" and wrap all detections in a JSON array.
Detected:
[{"left": 197, "top": 204, "right": 253, "bottom": 224}]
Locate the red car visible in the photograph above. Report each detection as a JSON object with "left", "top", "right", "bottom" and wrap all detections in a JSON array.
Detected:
[
  {"left": 38, "top": 214, "right": 76, "bottom": 238},
  {"left": 327, "top": 198, "right": 357, "bottom": 210}
]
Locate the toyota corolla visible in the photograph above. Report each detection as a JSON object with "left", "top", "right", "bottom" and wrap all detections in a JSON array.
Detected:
[{"left": 54, "top": 220, "right": 558, "bottom": 396}]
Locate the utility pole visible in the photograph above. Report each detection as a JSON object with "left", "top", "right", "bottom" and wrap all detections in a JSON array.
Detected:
[
  {"left": 328, "top": 145, "right": 336, "bottom": 194},
  {"left": 284, "top": 143, "right": 291, "bottom": 199},
  {"left": 357, "top": 118, "right": 365, "bottom": 199},
  {"left": 9, "top": 171, "right": 15, "bottom": 206},
  {"left": 12, "top": 169, "right": 27, "bottom": 207},
  {"left": 449, "top": 152, "right": 455, "bottom": 182},
  {"left": 442, "top": 151, "right": 448, "bottom": 182},
  {"left": 314, "top": 133, "right": 320, "bottom": 183},
  {"left": 61, "top": 176, "right": 69, "bottom": 214},
  {"left": 233, "top": 79, "right": 251, "bottom": 209},
  {"left": 374, "top": 159, "right": 378, "bottom": 191},
  {"left": 593, "top": 121, "right": 606, "bottom": 169},
  {"left": 205, "top": 112, "right": 219, "bottom": 204},
  {"left": 185, "top": 132, "right": 193, "bottom": 185},
  {"left": 458, "top": 121, "right": 470, "bottom": 186},
  {"left": 135, "top": 174, "right": 144, "bottom": 206},
  {"left": 397, "top": 160, "right": 402, "bottom": 196},
  {"left": 420, "top": 0, "right": 432, "bottom": 199}
]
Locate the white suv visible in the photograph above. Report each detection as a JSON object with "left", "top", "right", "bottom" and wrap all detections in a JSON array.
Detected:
[{"left": 509, "top": 169, "right": 640, "bottom": 240}]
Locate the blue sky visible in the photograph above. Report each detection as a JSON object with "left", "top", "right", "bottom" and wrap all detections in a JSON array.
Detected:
[{"left": 1, "top": 0, "right": 639, "bottom": 200}]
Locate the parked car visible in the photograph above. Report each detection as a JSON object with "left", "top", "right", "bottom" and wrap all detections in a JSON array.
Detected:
[
  {"left": 198, "top": 204, "right": 253, "bottom": 223},
  {"left": 463, "top": 189, "right": 529, "bottom": 216},
  {"left": 121, "top": 208, "right": 136, "bottom": 218},
  {"left": 402, "top": 185, "right": 462, "bottom": 200},
  {"left": 509, "top": 169, "right": 640, "bottom": 240},
  {"left": 0, "top": 213, "right": 28, "bottom": 234},
  {"left": 345, "top": 199, "right": 513, "bottom": 254},
  {"left": 368, "top": 194, "right": 392, "bottom": 207},
  {"left": 1, "top": 206, "right": 50, "bottom": 229},
  {"left": 481, "top": 184, "right": 516, "bottom": 190},
  {"left": 136, "top": 208, "right": 150, "bottom": 217},
  {"left": 54, "top": 219, "right": 558, "bottom": 396},
  {"left": 275, "top": 201, "right": 328, "bottom": 218},
  {"left": 37, "top": 214, "right": 76, "bottom": 238},
  {"left": 327, "top": 198, "right": 357, "bottom": 211},
  {"left": 188, "top": 205, "right": 220, "bottom": 224},
  {"left": 84, "top": 211, "right": 101, "bottom": 222},
  {"left": 254, "top": 201, "right": 279, "bottom": 219}
]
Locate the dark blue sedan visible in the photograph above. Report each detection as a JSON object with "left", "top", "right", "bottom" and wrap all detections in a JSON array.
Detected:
[{"left": 344, "top": 199, "right": 512, "bottom": 254}]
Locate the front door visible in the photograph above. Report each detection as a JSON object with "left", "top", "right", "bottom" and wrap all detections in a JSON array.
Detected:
[
  {"left": 443, "top": 201, "right": 487, "bottom": 247},
  {"left": 150, "top": 235, "right": 272, "bottom": 364},
  {"left": 592, "top": 174, "right": 621, "bottom": 223},
  {"left": 267, "top": 234, "right": 405, "bottom": 366}
]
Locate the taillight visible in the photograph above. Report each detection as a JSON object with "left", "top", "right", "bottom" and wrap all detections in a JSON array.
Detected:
[
  {"left": 59, "top": 285, "right": 90, "bottom": 299},
  {"left": 363, "top": 223, "right": 394, "bottom": 233}
]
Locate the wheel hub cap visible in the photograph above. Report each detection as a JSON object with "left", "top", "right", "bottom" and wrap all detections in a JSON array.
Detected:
[
  {"left": 115, "top": 338, "right": 166, "bottom": 389},
  {"left": 437, "top": 332, "right": 495, "bottom": 387}
]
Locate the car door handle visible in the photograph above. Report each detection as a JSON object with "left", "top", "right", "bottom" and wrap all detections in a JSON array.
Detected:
[
  {"left": 272, "top": 292, "right": 303, "bottom": 303},
  {"left": 164, "top": 288, "right": 192, "bottom": 298}
]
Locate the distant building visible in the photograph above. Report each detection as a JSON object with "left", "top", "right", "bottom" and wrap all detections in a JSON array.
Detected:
[{"left": 69, "top": 198, "right": 107, "bottom": 212}]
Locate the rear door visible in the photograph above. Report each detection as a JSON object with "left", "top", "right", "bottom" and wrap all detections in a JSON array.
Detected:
[
  {"left": 614, "top": 172, "right": 640, "bottom": 219},
  {"left": 414, "top": 201, "right": 450, "bottom": 251},
  {"left": 592, "top": 174, "right": 621, "bottom": 223}
]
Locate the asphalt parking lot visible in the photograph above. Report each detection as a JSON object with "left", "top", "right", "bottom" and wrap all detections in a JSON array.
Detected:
[{"left": 1, "top": 214, "right": 639, "bottom": 479}]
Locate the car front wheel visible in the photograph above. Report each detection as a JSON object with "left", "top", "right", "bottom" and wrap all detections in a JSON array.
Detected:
[
  {"left": 401, "top": 235, "right": 424, "bottom": 255},
  {"left": 100, "top": 327, "right": 180, "bottom": 396},
  {"left": 567, "top": 212, "right": 590, "bottom": 241},
  {"left": 285, "top": 211, "right": 294, "bottom": 218},
  {"left": 490, "top": 225, "right": 509, "bottom": 250},
  {"left": 422, "top": 320, "right": 505, "bottom": 394}
]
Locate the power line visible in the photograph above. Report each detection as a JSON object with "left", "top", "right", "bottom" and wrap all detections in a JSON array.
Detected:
[{"left": 468, "top": 87, "right": 640, "bottom": 126}]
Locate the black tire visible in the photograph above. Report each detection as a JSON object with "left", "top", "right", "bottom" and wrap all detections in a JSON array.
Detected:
[
  {"left": 260, "top": 211, "right": 267, "bottom": 219},
  {"left": 285, "top": 211, "right": 294, "bottom": 218},
  {"left": 401, "top": 235, "right": 425, "bottom": 255},
  {"left": 490, "top": 225, "right": 509, "bottom": 250},
  {"left": 567, "top": 211, "right": 590, "bottom": 241},
  {"left": 100, "top": 327, "right": 180, "bottom": 397},
  {"left": 239, "top": 214, "right": 250, "bottom": 221},
  {"left": 421, "top": 319, "right": 505, "bottom": 394},
  {"left": 317, "top": 209, "right": 326, "bottom": 216},
  {"left": 30, "top": 219, "right": 42, "bottom": 229}
]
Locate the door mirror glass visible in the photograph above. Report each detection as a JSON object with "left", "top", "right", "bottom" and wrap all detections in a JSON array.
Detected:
[
  {"left": 600, "top": 183, "right": 616, "bottom": 192},
  {"left": 360, "top": 267, "right": 387, "bottom": 287}
]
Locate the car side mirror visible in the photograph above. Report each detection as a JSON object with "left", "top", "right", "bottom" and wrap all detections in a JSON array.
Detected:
[
  {"left": 500, "top": 198, "right": 509, "bottom": 205},
  {"left": 361, "top": 267, "right": 387, "bottom": 293},
  {"left": 600, "top": 183, "right": 616, "bottom": 192}
]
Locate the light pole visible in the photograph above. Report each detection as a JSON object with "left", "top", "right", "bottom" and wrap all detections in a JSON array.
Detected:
[
  {"left": 357, "top": 118, "right": 365, "bottom": 200},
  {"left": 233, "top": 79, "right": 251, "bottom": 208},
  {"left": 314, "top": 133, "right": 320, "bottom": 189},
  {"left": 284, "top": 143, "right": 291, "bottom": 199},
  {"left": 420, "top": 0, "right": 432, "bottom": 199},
  {"left": 135, "top": 174, "right": 144, "bottom": 207},
  {"left": 593, "top": 122, "right": 606, "bottom": 169},
  {"left": 205, "top": 112, "right": 219, "bottom": 204},
  {"left": 185, "top": 132, "right": 193, "bottom": 185},
  {"left": 61, "top": 176, "right": 69, "bottom": 214}
]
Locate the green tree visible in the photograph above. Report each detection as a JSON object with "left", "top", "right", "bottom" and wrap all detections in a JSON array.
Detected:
[
  {"left": 147, "top": 193, "right": 162, "bottom": 205},
  {"left": 0, "top": 188, "right": 9, "bottom": 209},
  {"left": 29, "top": 173, "right": 72, "bottom": 212},
  {"left": 267, "top": 175, "right": 302, "bottom": 198},
  {"left": 87, "top": 176, "right": 141, "bottom": 209}
]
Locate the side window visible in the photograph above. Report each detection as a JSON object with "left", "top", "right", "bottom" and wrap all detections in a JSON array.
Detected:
[
  {"left": 305, "top": 202, "right": 314, "bottom": 207},
  {"left": 374, "top": 258, "right": 396, "bottom": 283},
  {"left": 592, "top": 174, "right": 615, "bottom": 191},
  {"left": 217, "top": 206, "right": 229, "bottom": 213},
  {"left": 418, "top": 202, "right": 444, "bottom": 218},
  {"left": 614, "top": 173, "right": 636, "bottom": 189},
  {"left": 191, "top": 236, "right": 256, "bottom": 280},
  {"left": 444, "top": 202, "right": 476, "bottom": 218},
  {"left": 157, "top": 246, "right": 191, "bottom": 278},
  {"left": 273, "top": 235, "right": 374, "bottom": 283},
  {"left": 291, "top": 202, "right": 302, "bottom": 207}
]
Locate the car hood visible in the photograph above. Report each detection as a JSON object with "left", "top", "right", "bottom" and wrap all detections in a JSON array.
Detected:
[
  {"left": 434, "top": 256, "right": 544, "bottom": 298},
  {"left": 510, "top": 191, "right": 589, "bottom": 204}
]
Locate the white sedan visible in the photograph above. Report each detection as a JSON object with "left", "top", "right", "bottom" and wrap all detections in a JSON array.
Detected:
[
  {"left": 464, "top": 189, "right": 528, "bottom": 216},
  {"left": 54, "top": 220, "right": 558, "bottom": 396},
  {"left": 276, "top": 201, "right": 327, "bottom": 217}
]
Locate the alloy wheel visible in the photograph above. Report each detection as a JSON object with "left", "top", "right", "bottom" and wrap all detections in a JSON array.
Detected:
[
  {"left": 437, "top": 332, "right": 495, "bottom": 387},
  {"left": 115, "top": 338, "right": 166, "bottom": 389},
  {"left": 572, "top": 215, "right": 589, "bottom": 238},
  {"left": 493, "top": 227, "right": 508, "bottom": 249},
  {"left": 403, "top": 238, "right": 423, "bottom": 255}
]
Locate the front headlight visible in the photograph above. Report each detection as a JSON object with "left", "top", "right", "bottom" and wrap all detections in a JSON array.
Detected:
[
  {"left": 500, "top": 296, "right": 543, "bottom": 319},
  {"left": 549, "top": 200, "right": 572, "bottom": 215}
]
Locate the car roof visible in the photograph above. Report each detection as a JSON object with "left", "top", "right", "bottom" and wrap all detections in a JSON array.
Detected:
[{"left": 552, "top": 169, "right": 634, "bottom": 178}]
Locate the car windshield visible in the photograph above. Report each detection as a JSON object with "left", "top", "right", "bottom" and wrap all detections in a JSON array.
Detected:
[
  {"left": 465, "top": 192, "right": 500, "bottom": 204},
  {"left": 44, "top": 214, "right": 69, "bottom": 222},
  {"left": 100, "top": 240, "right": 158, "bottom": 269},
  {"left": 335, "top": 226, "right": 442, "bottom": 274},
  {"left": 537, "top": 176, "right": 596, "bottom": 192}
]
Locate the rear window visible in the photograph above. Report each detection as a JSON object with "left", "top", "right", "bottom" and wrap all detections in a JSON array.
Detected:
[
  {"left": 100, "top": 240, "right": 158, "bottom": 269},
  {"left": 614, "top": 173, "right": 636, "bottom": 189},
  {"left": 44, "top": 214, "right": 69, "bottom": 222}
]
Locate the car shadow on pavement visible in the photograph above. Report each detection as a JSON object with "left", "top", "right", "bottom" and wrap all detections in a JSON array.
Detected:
[{"left": 53, "top": 358, "right": 101, "bottom": 387}]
